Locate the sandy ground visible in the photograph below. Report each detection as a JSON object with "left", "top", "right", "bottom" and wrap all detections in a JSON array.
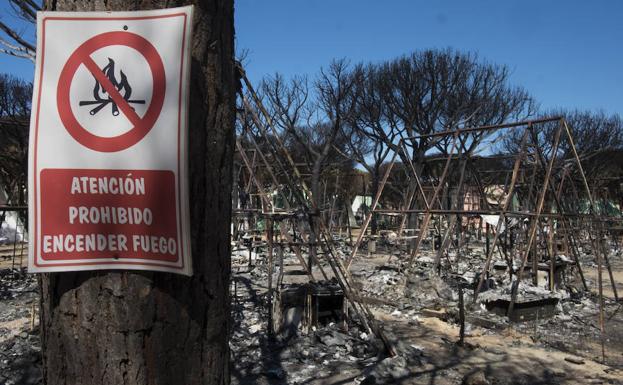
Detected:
[
  {"left": 0, "top": 317, "right": 31, "bottom": 344},
  {"left": 0, "top": 243, "right": 27, "bottom": 270},
  {"left": 583, "top": 267, "right": 623, "bottom": 300},
  {"left": 376, "top": 313, "right": 622, "bottom": 385}
]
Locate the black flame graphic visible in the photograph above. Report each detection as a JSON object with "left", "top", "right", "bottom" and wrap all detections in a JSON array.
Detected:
[{"left": 79, "top": 58, "right": 145, "bottom": 116}]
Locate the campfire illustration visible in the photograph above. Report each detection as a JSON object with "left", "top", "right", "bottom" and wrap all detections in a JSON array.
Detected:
[{"left": 79, "top": 58, "right": 145, "bottom": 116}]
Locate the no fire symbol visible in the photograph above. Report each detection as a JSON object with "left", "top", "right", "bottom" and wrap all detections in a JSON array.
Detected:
[{"left": 57, "top": 31, "right": 166, "bottom": 152}]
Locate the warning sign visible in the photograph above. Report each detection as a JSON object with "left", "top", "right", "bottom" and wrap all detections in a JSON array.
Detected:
[{"left": 28, "top": 7, "right": 193, "bottom": 275}]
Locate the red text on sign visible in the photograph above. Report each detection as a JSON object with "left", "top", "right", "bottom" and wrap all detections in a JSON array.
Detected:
[{"left": 39, "top": 169, "right": 179, "bottom": 262}]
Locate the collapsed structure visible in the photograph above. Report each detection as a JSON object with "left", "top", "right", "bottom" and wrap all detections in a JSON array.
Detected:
[{"left": 231, "top": 64, "right": 623, "bottom": 378}]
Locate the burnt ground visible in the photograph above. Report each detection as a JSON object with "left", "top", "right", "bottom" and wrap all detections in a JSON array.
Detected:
[
  {"left": 0, "top": 242, "right": 621, "bottom": 385},
  {"left": 228, "top": 237, "right": 623, "bottom": 385},
  {"left": 0, "top": 268, "right": 41, "bottom": 385},
  {"left": 226, "top": 269, "right": 623, "bottom": 385}
]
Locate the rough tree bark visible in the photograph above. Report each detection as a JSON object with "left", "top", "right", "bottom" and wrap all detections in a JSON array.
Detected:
[{"left": 39, "top": 1, "right": 235, "bottom": 384}]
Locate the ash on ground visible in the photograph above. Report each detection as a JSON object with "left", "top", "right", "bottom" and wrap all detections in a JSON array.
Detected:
[
  {"left": 0, "top": 268, "right": 41, "bottom": 385},
  {"left": 0, "top": 235, "right": 622, "bottom": 385}
]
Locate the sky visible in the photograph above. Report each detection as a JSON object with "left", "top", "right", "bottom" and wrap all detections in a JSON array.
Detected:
[{"left": 2, "top": 0, "right": 623, "bottom": 116}]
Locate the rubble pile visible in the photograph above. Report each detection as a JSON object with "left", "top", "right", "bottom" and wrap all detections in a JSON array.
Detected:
[
  {"left": 230, "top": 269, "right": 394, "bottom": 384},
  {"left": 478, "top": 282, "right": 569, "bottom": 304},
  {"left": 345, "top": 238, "right": 623, "bottom": 371}
]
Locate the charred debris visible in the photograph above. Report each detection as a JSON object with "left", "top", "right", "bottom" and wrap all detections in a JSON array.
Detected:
[{"left": 227, "top": 65, "right": 623, "bottom": 384}]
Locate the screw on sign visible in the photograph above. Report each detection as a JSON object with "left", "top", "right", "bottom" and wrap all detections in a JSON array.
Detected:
[{"left": 57, "top": 31, "right": 166, "bottom": 152}]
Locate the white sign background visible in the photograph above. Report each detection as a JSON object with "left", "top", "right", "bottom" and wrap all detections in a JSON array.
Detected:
[{"left": 28, "top": 7, "right": 193, "bottom": 275}]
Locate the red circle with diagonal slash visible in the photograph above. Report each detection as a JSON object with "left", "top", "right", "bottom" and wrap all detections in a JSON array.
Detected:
[{"left": 57, "top": 31, "right": 165, "bottom": 152}]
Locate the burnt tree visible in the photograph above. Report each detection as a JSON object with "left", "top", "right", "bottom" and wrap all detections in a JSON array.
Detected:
[
  {"left": 0, "top": 74, "right": 31, "bottom": 206},
  {"left": 36, "top": 1, "right": 235, "bottom": 384},
  {"left": 260, "top": 59, "right": 357, "bottom": 269}
]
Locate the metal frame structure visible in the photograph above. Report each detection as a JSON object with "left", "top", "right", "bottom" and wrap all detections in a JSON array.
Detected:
[
  {"left": 343, "top": 117, "right": 622, "bottom": 360},
  {"left": 233, "top": 62, "right": 622, "bottom": 361}
]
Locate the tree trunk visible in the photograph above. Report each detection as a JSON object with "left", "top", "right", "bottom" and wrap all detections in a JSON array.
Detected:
[
  {"left": 40, "top": 1, "right": 235, "bottom": 385},
  {"left": 370, "top": 170, "right": 380, "bottom": 235},
  {"left": 406, "top": 158, "right": 425, "bottom": 250},
  {"left": 307, "top": 161, "right": 322, "bottom": 271}
]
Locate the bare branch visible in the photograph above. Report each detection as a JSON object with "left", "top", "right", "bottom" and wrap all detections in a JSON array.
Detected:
[
  {"left": 0, "top": 46, "right": 34, "bottom": 61},
  {"left": 0, "top": 20, "right": 35, "bottom": 53},
  {"left": 8, "top": 0, "right": 41, "bottom": 22}
]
